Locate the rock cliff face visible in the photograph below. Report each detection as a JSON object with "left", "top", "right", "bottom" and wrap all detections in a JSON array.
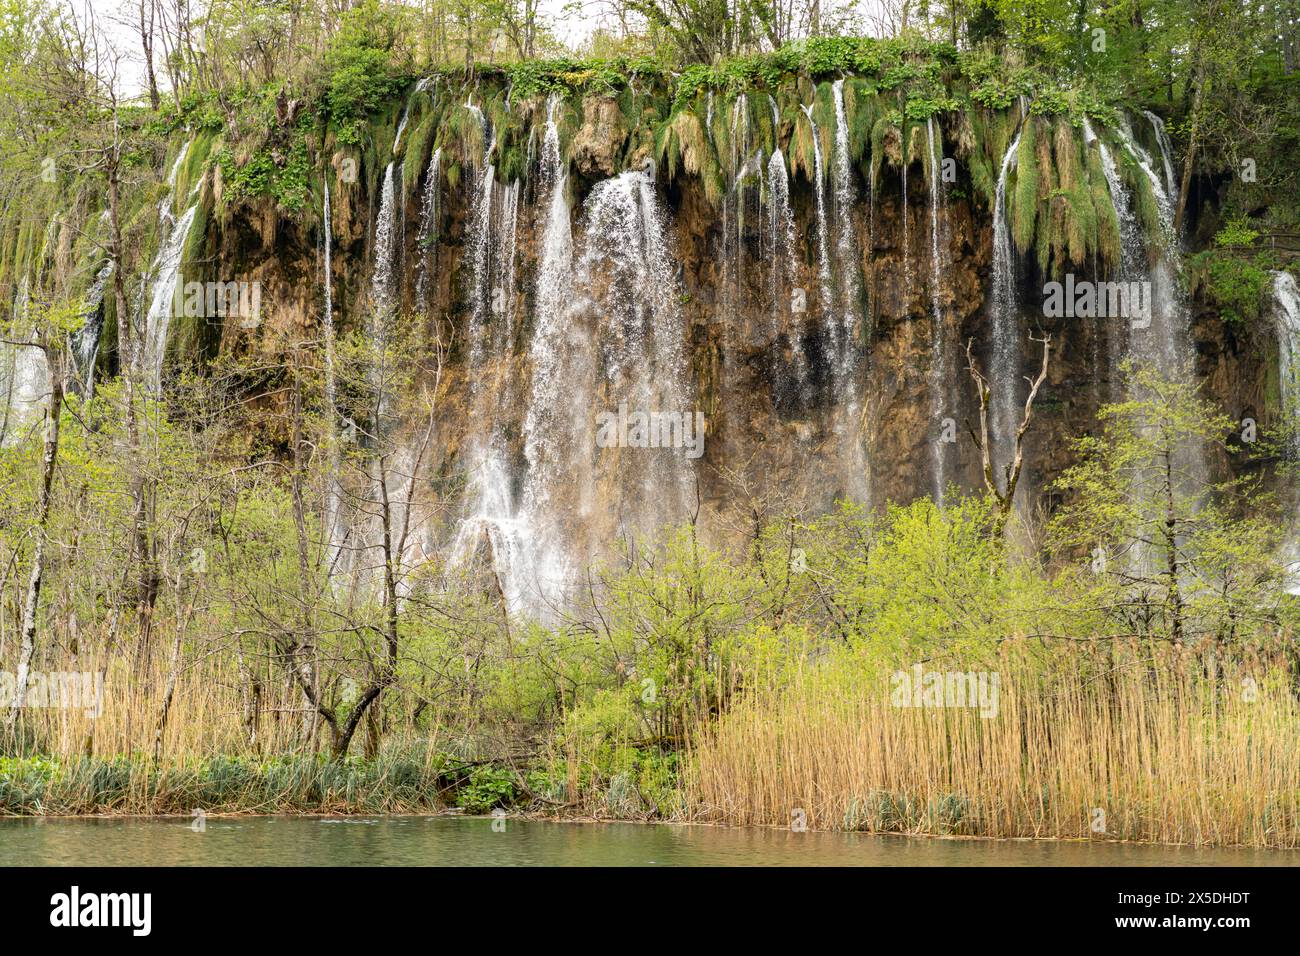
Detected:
[{"left": 132, "top": 77, "right": 1275, "bottom": 609}]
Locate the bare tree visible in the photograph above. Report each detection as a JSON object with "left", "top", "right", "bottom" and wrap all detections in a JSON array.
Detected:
[{"left": 966, "top": 333, "right": 1051, "bottom": 538}]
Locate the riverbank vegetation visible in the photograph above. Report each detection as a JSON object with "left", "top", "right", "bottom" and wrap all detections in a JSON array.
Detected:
[{"left": 4, "top": 347, "right": 1300, "bottom": 845}]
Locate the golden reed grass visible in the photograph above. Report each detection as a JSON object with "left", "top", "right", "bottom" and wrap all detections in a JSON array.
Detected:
[
  {"left": 686, "top": 643, "right": 1300, "bottom": 847},
  {"left": 7, "top": 650, "right": 449, "bottom": 762}
]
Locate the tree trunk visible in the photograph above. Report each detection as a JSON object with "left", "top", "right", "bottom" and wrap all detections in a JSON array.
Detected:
[
  {"left": 1172, "top": 66, "right": 1206, "bottom": 238},
  {"left": 139, "top": 0, "right": 161, "bottom": 110},
  {"left": 6, "top": 353, "right": 63, "bottom": 732},
  {"left": 1163, "top": 447, "right": 1184, "bottom": 647}
]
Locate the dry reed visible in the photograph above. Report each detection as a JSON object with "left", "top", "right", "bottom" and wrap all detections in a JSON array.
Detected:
[{"left": 686, "top": 643, "right": 1300, "bottom": 847}]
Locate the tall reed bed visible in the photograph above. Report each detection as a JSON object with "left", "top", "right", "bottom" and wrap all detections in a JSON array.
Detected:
[
  {"left": 1, "top": 651, "right": 460, "bottom": 815},
  {"left": 686, "top": 642, "right": 1300, "bottom": 847}
]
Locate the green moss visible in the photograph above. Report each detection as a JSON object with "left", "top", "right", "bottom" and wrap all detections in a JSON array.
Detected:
[
  {"left": 1011, "top": 116, "right": 1039, "bottom": 250},
  {"left": 1086, "top": 145, "right": 1122, "bottom": 272}
]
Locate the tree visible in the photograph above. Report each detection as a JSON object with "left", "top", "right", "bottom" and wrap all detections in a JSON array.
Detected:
[
  {"left": 1, "top": 299, "right": 75, "bottom": 732},
  {"left": 1048, "top": 363, "right": 1285, "bottom": 649},
  {"left": 965, "top": 333, "right": 1051, "bottom": 539}
]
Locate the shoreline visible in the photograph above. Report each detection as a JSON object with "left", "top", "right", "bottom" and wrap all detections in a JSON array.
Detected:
[{"left": 3, "top": 810, "right": 1296, "bottom": 853}]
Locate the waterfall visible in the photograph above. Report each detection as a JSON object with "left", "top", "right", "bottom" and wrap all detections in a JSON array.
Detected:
[
  {"left": 1101, "top": 114, "right": 1201, "bottom": 575},
  {"left": 1143, "top": 110, "right": 1178, "bottom": 201},
  {"left": 69, "top": 262, "right": 113, "bottom": 398},
  {"left": 414, "top": 147, "right": 442, "bottom": 312},
  {"left": 925, "top": 116, "right": 950, "bottom": 503},
  {"left": 449, "top": 102, "right": 534, "bottom": 612},
  {"left": 799, "top": 96, "right": 868, "bottom": 499},
  {"left": 800, "top": 104, "right": 833, "bottom": 340},
  {"left": 320, "top": 177, "right": 346, "bottom": 578},
  {"left": 989, "top": 121, "right": 1025, "bottom": 475},
  {"left": 389, "top": 83, "right": 427, "bottom": 167},
  {"left": 766, "top": 149, "right": 797, "bottom": 339},
  {"left": 141, "top": 204, "right": 197, "bottom": 389},
  {"left": 138, "top": 139, "right": 199, "bottom": 388},
  {"left": 448, "top": 452, "right": 537, "bottom": 613},
  {"left": 370, "top": 162, "right": 399, "bottom": 331},
  {"left": 519, "top": 93, "right": 577, "bottom": 602},
  {"left": 465, "top": 158, "right": 497, "bottom": 370},
  {"left": 766, "top": 93, "right": 790, "bottom": 354},
  {"left": 496, "top": 181, "right": 521, "bottom": 347},
  {"left": 577, "top": 168, "right": 694, "bottom": 536},
  {"left": 1275, "top": 272, "right": 1300, "bottom": 455},
  {"left": 721, "top": 94, "right": 754, "bottom": 335},
  {"left": 1271, "top": 271, "right": 1300, "bottom": 590},
  {"left": 393, "top": 104, "right": 412, "bottom": 154},
  {"left": 139, "top": 139, "right": 197, "bottom": 389},
  {"left": 1116, "top": 117, "right": 1175, "bottom": 237},
  {"left": 1083, "top": 117, "right": 1143, "bottom": 397},
  {"left": 1115, "top": 113, "right": 1194, "bottom": 380},
  {"left": 1085, "top": 119, "right": 1143, "bottom": 274},
  {"left": 830, "top": 79, "right": 860, "bottom": 377}
]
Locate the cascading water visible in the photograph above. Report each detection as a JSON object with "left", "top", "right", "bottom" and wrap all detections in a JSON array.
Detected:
[
  {"left": 1115, "top": 114, "right": 1194, "bottom": 379},
  {"left": 989, "top": 119, "right": 1025, "bottom": 477},
  {"left": 830, "top": 80, "right": 861, "bottom": 377},
  {"left": 1083, "top": 117, "right": 1141, "bottom": 397},
  {"left": 414, "top": 147, "right": 442, "bottom": 312},
  {"left": 495, "top": 181, "right": 522, "bottom": 348},
  {"left": 1085, "top": 119, "right": 1143, "bottom": 273},
  {"left": 722, "top": 94, "right": 752, "bottom": 327},
  {"left": 800, "top": 104, "right": 834, "bottom": 327},
  {"left": 1143, "top": 110, "right": 1178, "bottom": 202},
  {"left": 925, "top": 116, "right": 950, "bottom": 503},
  {"left": 449, "top": 102, "right": 536, "bottom": 612},
  {"left": 464, "top": 156, "right": 498, "bottom": 368},
  {"left": 766, "top": 147, "right": 798, "bottom": 367},
  {"left": 141, "top": 139, "right": 198, "bottom": 389},
  {"left": 575, "top": 168, "right": 694, "bottom": 537},
  {"left": 370, "top": 162, "right": 399, "bottom": 329},
  {"left": 797, "top": 95, "right": 868, "bottom": 500},
  {"left": 70, "top": 262, "right": 113, "bottom": 398},
  {"left": 321, "top": 176, "right": 346, "bottom": 579},
  {"left": 1270, "top": 271, "right": 1300, "bottom": 590},
  {"left": 1274, "top": 271, "right": 1300, "bottom": 454},
  {"left": 519, "top": 94, "right": 578, "bottom": 605},
  {"left": 828, "top": 81, "right": 869, "bottom": 501}
]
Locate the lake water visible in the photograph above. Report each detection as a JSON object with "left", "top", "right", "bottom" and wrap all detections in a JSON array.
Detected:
[{"left": 1, "top": 817, "right": 1295, "bottom": 866}]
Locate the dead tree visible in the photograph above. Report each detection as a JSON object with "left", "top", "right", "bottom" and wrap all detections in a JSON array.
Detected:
[{"left": 965, "top": 333, "right": 1051, "bottom": 538}]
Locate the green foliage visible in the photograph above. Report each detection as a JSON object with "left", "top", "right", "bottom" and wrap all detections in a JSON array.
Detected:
[
  {"left": 502, "top": 57, "right": 649, "bottom": 99},
  {"left": 324, "top": 0, "right": 404, "bottom": 142},
  {"left": 454, "top": 765, "right": 517, "bottom": 814},
  {"left": 0, "top": 750, "right": 454, "bottom": 815},
  {"left": 1050, "top": 362, "right": 1286, "bottom": 645},
  {"left": 1188, "top": 247, "right": 1279, "bottom": 327},
  {"left": 217, "top": 136, "right": 311, "bottom": 212},
  {"left": 1215, "top": 219, "right": 1262, "bottom": 248}
]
